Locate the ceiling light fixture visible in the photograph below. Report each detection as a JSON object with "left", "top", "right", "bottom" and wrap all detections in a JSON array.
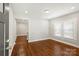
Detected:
[
  {"left": 71, "top": 7, "right": 75, "bottom": 9},
  {"left": 25, "top": 10, "right": 28, "bottom": 14},
  {"left": 44, "top": 9, "right": 49, "bottom": 13},
  {"left": 45, "top": 10, "right": 49, "bottom": 13}
]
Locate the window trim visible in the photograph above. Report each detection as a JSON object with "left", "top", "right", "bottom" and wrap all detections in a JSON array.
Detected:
[{"left": 53, "top": 19, "right": 77, "bottom": 40}]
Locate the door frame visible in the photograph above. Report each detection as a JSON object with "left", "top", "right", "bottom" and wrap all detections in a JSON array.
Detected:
[
  {"left": 0, "top": 21, "right": 5, "bottom": 56},
  {"left": 16, "top": 19, "right": 29, "bottom": 40}
]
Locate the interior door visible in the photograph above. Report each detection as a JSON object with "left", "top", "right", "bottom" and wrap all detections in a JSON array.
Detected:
[{"left": 0, "top": 22, "right": 4, "bottom": 56}]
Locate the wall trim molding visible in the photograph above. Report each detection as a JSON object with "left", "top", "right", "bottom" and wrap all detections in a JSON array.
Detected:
[
  {"left": 9, "top": 42, "right": 15, "bottom": 56},
  {"left": 28, "top": 38, "right": 50, "bottom": 42},
  {"left": 50, "top": 38, "right": 79, "bottom": 48},
  {"left": 28, "top": 37, "right": 79, "bottom": 48}
]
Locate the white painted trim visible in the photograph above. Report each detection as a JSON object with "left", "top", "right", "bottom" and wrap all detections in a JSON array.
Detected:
[
  {"left": 9, "top": 42, "right": 15, "bottom": 56},
  {"left": 29, "top": 37, "right": 79, "bottom": 48},
  {"left": 50, "top": 37, "right": 79, "bottom": 48},
  {"left": 28, "top": 38, "right": 50, "bottom": 42},
  {"left": 4, "top": 23, "right": 5, "bottom": 56}
]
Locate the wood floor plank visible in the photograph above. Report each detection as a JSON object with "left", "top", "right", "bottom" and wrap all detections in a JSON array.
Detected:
[{"left": 11, "top": 36, "right": 79, "bottom": 56}]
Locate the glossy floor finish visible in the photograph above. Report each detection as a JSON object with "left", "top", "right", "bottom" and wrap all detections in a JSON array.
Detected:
[
  {"left": 11, "top": 36, "right": 32, "bottom": 56},
  {"left": 29, "top": 40, "right": 79, "bottom": 56},
  {"left": 11, "top": 36, "right": 79, "bottom": 56}
]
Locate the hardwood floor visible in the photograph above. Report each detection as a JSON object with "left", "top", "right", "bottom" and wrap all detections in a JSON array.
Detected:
[
  {"left": 11, "top": 36, "right": 79, "bottom": 56},
  {"left": 11, "top": 36, "right": 32, "bottom": 56},
  {"left": 29, "top": 40, "right": 79, "bottom": 56}
]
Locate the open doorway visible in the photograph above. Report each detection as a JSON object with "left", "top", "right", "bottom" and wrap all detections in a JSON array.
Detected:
[
  {"left": 11, "top": 19, "right": 29, "bottom": 56},
  {"left": 16, "top": 19, "right": 29, "bottom": 40}
]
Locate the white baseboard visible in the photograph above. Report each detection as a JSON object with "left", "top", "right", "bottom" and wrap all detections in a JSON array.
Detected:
[
  {"left": 28, "top": 38, "right": 50, "bottom": 42},
  {"left": 49, "top": 37, "right": 79, "bottom": 48},
  {"left": 28, "top": 37, "right": 79, "bottom": 48},
  {"left": 9, "top": 42, "right": 15, "bottom": 56}
]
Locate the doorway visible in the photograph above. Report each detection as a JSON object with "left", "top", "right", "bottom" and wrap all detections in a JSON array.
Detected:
[
  {"left": 16, "top": 19, "right": 29, "bottom": 40},
  {"left": 11, "top": 19, "right": 29, "bottom": 56}
]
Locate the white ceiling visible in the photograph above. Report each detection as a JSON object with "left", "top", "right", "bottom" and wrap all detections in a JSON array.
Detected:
[{"left": 11, "top": 3, "right": 79, "bottom": 20}]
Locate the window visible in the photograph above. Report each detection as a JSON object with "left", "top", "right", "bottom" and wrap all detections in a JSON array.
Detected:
[
  {"left": 53, "top": 22, "right": 62, "bottom": 36},
  {"left": 53, "top": 19, "right": 76, "bottom": 40},
  {"left": 63, "top": 20, "right": 74, "bottom": 39}
]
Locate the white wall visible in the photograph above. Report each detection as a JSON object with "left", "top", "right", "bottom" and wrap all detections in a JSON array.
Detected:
[
  {"left": 29, "top": 19, "right": 49, "bottom": 42},
  {"left": 16, "top": 22, "right": 28, "bottom": 36},
  {"left": 9, "top": 5, "right": 16, "bottom": 55},
  {"left": 50, "top": 12, "right": 79, "bottom": 47}
]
